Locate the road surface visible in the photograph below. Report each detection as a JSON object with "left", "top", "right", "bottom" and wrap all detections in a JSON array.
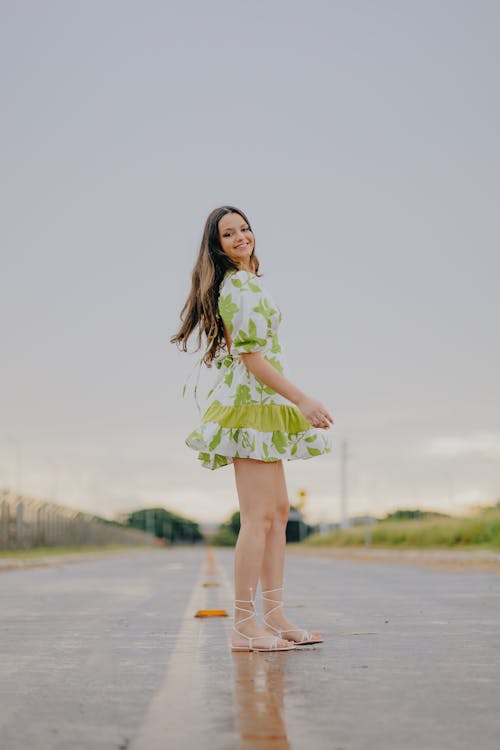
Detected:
[{"left": 1, "top": 546, "right": 499, "bottom": 749}]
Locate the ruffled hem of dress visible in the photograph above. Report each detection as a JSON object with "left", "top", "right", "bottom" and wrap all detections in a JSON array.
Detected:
[{"left": 185, "top": 421, "right": 332, "bottom": 470}]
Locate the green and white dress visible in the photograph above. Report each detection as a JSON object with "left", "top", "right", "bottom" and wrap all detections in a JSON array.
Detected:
[{"left": 186, "top": 269, "right": 332, "bottom": 469}]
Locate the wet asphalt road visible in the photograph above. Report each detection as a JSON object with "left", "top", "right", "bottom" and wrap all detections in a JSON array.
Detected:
[{"left": 0, "top": 546, "right": 499, "bottom": 750}]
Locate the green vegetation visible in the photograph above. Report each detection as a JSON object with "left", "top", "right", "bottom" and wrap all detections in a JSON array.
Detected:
[
  {"left": 305, "top": 503, "right": 500, "bottom": 550},
  {"left": 0, "top": 544, "right": 159, "bottom": 559},
  {"left": 384, "top": 508, "right": 449, "bottom": 521},
  {"left": 126, "top": 507, "right": 203, "bottom": 543},
  {"left": 211, "top": 511, "right": 240, "bottom": 546},
  {"left": 211, "top": 507, "right": 315, "bottom": 546}
]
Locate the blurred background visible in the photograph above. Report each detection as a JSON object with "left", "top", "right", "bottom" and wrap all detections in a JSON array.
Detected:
[{"left": 1, "top": 0, "right": 499, "bottom": 534}]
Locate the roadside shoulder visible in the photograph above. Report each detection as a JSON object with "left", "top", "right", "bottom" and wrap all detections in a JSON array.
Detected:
[{"left": 286, "top": 544, "right": 500, "bottom": 572}]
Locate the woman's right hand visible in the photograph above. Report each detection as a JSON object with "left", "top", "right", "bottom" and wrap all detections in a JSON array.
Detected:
[{"left": 296, "top": 395, "right": 334, "bottom": 429}]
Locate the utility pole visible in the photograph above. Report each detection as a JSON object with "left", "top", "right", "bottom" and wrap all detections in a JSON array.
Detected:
[{"left": 340, "top": 439, "right": 349, "bottom": 529}]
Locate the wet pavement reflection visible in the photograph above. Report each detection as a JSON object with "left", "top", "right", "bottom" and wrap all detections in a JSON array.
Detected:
[{"left": 232, "top": 651, "right": 291, "bottom": 749}]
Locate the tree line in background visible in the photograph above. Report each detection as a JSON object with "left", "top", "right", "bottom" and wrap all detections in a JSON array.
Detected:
[
  {"left": 210, "top": 502, "right": 500, "bottom": 549},
  {"left": 126, "top": 507, "right": 202, "bottom": 544},
  {"left": 210, "top": 507, "right": 445, "bottom": 547},
  {"left": 211, "top": 506, "right": 316, "bottom": 546},
  {"left": 210, "top": 506, "right": 456, "bottom": 548},
  {"left": 3, "top": 493, "right": 498, "bottom": 552}
]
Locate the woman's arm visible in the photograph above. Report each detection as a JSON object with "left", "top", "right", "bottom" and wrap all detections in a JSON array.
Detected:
[{"left": 240, "top": 352, "right": 334, "bottom": 430}]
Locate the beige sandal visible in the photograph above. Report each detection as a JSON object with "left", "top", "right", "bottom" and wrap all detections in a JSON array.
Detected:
[{"left": 232, "top": 594, "right": 296, "bottom": 652}]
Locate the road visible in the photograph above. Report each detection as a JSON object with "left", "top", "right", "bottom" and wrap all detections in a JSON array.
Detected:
[{"left": 0, "top": 546, "right": 499, "bottom": 750}]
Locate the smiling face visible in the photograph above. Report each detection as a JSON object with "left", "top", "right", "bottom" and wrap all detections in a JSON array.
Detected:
[{"left": 218, "top": 212, "right": 255, "bottom": 270}]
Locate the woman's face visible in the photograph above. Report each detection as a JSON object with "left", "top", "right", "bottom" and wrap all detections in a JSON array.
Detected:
[{"left": 218, "top": 213, "right": 255, "bottom": 269}]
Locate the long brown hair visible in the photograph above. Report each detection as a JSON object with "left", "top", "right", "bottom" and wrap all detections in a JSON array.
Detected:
[{"left": 171, "top": 206, "right": 260, "bottom": 365}]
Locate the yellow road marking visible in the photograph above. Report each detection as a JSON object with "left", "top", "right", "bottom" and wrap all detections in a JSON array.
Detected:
[
  {"left": 131, "top": 555, "right": 207, "bottom": 750},
  {"left": 194, "top": 608, "right": 228, "bottom": 617}
]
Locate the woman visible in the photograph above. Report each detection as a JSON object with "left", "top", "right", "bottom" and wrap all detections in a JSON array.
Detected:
[{"left": 171, "top": 206, "right": 334, "bottom": 652}]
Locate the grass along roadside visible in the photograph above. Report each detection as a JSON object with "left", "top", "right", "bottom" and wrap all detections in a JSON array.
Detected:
[
  {"left": 0, "top": 544, "right": 162, "bottom": 560},
  {"left": 305, "top": 507, "right": 500, "bottom": 550}
]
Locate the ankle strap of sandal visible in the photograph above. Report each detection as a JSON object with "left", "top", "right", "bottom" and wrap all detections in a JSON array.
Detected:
[
  {"left": 261, "top": 586, "right": 284, "bottom": 596},
  {"left": 261, "top": 586, "right": 284, "bottom": 628},
  {"left": 234, "top": 586, "right": 256, "bottom": 617}
]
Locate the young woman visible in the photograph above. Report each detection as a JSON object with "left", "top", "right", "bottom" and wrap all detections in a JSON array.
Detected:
[{"left": 171, "top": 206, "right": 334, "bottom": 652}]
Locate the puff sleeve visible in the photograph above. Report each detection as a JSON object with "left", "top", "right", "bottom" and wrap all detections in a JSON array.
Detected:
[{"left": 218, "top": 271, "right": 268, "bottom": 354}]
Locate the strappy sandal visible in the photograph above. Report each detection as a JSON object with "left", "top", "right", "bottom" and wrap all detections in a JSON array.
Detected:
[
  {"left": 262, "top": 586, "right": 324, "bottom": 646},
  {"left": 231, "top": 594, "right": 296, "bottom": 652}
]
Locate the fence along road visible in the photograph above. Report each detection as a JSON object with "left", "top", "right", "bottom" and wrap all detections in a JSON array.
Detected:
[{"left": 0, "top": 489, "right": 154, "bottom": 550}]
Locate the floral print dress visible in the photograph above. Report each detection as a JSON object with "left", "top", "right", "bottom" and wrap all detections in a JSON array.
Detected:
[{"left": 185, "top": 269, "right": 332, "bottom": 469}]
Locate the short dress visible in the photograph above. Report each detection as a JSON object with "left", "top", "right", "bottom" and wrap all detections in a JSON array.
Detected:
[{"left": 185, "top": 269, "right": 332, "bottom": 469}]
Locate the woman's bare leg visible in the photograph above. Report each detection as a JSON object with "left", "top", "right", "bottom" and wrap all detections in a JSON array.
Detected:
[
  {"left": 259, "top": 460, "right": 289, "bottom": 592},
  {"left": 232, "top": 457, "right": 291, "bottom": 649},
  {"left": 260, "top": 461, "right": 322, "bottom": 642}
]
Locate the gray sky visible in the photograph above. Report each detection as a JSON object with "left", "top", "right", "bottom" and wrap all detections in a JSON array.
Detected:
[{"left": 1, "top": 0, "right": 499, "bottom": 524}]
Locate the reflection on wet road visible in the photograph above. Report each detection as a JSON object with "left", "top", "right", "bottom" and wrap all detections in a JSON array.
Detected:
[{"left": 232, "top": 652, "right": 290, "bottom": 749}]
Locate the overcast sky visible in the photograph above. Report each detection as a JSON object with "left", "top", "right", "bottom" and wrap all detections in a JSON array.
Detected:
[{"left": 1, "top": 0, "right": 499, "bottom": 525}]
